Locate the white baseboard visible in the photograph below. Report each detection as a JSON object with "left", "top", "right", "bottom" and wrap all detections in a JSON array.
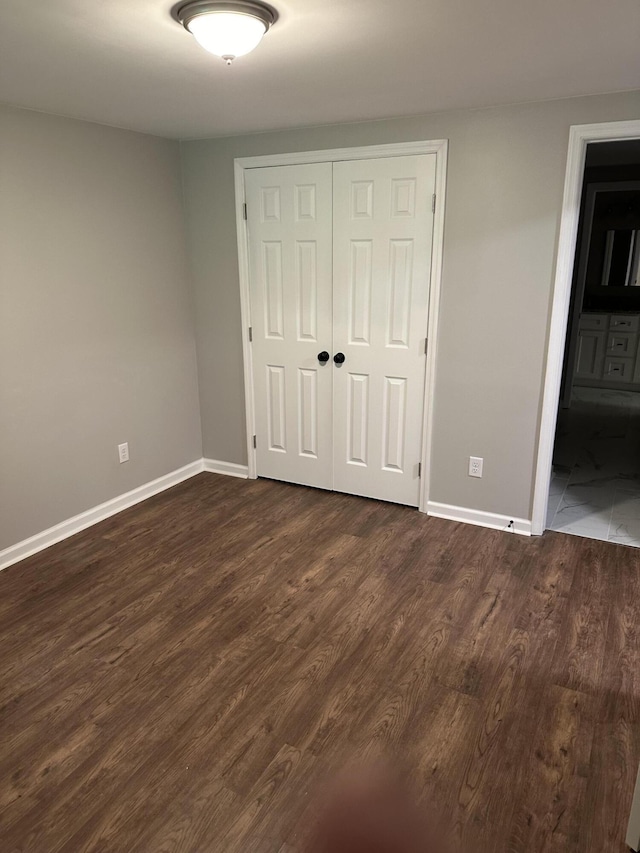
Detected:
[
  {"left": 0, "top": 457, "right": 253, "bottom": 572},
  {"left": 427, "top": 501, "right": 532, "bottom": 536},
  {"left": 0, "top": 467, "right": 526, "bottom": 573},
  {"left": 202, "top": 458, "right": 249, "bottom": 478},
  {"left": 0, "top": 460, "right": 205, "bottom": 572}
]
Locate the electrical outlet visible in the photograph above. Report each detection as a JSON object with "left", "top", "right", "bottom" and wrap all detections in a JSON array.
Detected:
[
  {"left": 118, "top": 442, "right": 129, "bottom": 464},
  {"left": 469, "top": 456, "right": 483, "bottom": 478}
]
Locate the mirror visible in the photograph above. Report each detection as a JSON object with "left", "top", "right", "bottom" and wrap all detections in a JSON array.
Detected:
[
  {"left": 602, "top": 229, "right": 640, "bottom": 287},
  {"left": 584, "top": 187, "right": 640, "bottom": 302}
]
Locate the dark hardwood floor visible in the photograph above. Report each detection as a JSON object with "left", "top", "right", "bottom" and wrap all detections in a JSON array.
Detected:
[{"left": 0, "top": 473, "right": 638, "bottom": 852}]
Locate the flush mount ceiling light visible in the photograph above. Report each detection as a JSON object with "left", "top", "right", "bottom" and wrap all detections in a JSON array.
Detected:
[{"left": 177, "top": 0, "right": 277, "bottom": 64}]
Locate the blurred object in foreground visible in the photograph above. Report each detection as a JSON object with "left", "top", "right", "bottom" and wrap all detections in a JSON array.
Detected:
[{"left": 307, "top": 762, "right": 449, "bottom": 853}]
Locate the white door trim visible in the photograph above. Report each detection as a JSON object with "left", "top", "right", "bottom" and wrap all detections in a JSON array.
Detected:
[
  {"left": 531, "top": 120, "right": 640, "bottom": 536},
  {"left": 234, "top": 139, "right": 448, "bottom": 512}
]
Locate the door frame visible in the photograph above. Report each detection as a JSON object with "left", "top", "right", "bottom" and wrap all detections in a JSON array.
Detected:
[
  {"left": 234, "top": 139, "right": 448, "bottom": 512},
  {"left": 531, "top": 119, "right": 640, "bottom": 536}
]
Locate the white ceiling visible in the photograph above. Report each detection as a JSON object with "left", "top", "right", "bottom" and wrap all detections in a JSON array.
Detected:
[{"left": 1, "top": 0, "right": 639, "bottom": 140}]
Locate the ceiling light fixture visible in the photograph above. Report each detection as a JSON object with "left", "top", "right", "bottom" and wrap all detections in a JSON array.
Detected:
[{"left": 177, "top": 0, "right": 277, "bottom": 65}]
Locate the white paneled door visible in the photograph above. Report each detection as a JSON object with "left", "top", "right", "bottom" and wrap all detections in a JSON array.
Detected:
[
  {"left": 246, "top": 154, "right": 436, "bottom": 506},
  {"left": 246, "top": 163, "right": 334, "bottom": 489},
  {"left": 332, "top": 155, "right": 436, "bottom": 505}
]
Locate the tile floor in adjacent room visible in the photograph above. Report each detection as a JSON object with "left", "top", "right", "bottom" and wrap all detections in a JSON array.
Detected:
[{"left": 547, "top": 386, "right": 640, "bottom": 546}]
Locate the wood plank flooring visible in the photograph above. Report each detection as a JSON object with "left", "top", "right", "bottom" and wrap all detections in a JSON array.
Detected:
[{"left": 0, "top": 473, "right": 638, "bottom": 852}]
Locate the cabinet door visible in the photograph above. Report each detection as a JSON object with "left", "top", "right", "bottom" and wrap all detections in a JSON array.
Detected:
[{"left": 575, "top": 330, "right": 605, "bottom": 380}]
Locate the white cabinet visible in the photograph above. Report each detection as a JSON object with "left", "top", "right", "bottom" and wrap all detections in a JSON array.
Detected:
[
  {"left": 606, "top": 331, "right": 637, "bottom": 357},
  {"left": 575, "top": 329, "right": 605, "bottom": 380},
  {"left": 579, "top": 313, "right": 608, "bottom": 331},
  {"left": 575, "top": 313, "right": 640, "bottom": 388},
  {"left": 610, "top": 314, "right": 640, "bottom": 332},
  {"left": 604, "top": 356, "right": 635, "bottom": 382}
]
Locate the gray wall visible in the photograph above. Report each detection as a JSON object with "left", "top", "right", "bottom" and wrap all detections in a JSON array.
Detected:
[
  {"left": 0, "top": 105, "right": 202, "bottom": 550},
  {"left": 181, "top": 91, "right": 640, "bottom": 522}
]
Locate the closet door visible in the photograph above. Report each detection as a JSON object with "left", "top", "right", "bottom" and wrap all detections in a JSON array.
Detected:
[
  {"left": 332, "top": 155, "right": 436, "bottom": 506},
  {"left": 246, "top": 163, "right": 333, "bottom": 489}
]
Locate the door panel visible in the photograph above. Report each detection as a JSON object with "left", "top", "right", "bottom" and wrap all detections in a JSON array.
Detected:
[
  {"left": 246, "top": 163, "right": 333, "bottom": 489},
  {"left": 347, "top": 373, "right": 369, "bottom": 465},
  {"left": 332, "top": 155, "right": 436, "bottom": 506}
]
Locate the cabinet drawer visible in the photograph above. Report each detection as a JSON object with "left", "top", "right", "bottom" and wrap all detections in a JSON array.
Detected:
[
  {"left": 610, "top": 315, "right": 640, "bottom": 332},
  {"left": 606, "top": 331, "right": 638, "bottom": 358},
  {"left": 579, "top": 314, "right": 608, "bottom": 331},
  {"left": 603, "top": 357, "right": 635, "bottom": 382}
]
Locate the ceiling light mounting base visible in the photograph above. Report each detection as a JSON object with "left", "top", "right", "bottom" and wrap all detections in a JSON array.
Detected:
[{"left": 177, "top": 0, "right": 277, "bottom": 31}]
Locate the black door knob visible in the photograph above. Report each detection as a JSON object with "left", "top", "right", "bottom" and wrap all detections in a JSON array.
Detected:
[
  {"left": 317, "top": 351, "right": 330, "bottom": 363},
  {"left": 333, "top": 352, "right": 346, "bottom": 364}
]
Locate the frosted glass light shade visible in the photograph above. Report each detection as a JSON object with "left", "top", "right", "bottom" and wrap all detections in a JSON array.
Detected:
[
  {"left": 177, "top": 2, "right": 276, "bottom": 63},
  {"left": 187, "top": 12, "right": 267, "bottom": 59}
]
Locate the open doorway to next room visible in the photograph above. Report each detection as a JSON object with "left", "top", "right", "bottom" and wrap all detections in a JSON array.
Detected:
[{"left": 547, "top": 140, "right": 640, "bottom": 545}]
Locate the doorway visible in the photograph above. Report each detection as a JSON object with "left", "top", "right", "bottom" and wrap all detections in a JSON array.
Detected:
[
  {"left": 234, "top": 141, "right": 448, "bottom": 511},
  {"left": 533, "top": 121, "right": 640, "bottom": 540}
]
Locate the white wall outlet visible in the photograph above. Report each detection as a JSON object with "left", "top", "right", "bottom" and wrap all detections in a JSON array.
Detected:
[
  {"left": 469, "top": 456, "right": 483, "bottom": 478},
  {"left": 118, "top": 442, "right": 130, "bottom": 464}
]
